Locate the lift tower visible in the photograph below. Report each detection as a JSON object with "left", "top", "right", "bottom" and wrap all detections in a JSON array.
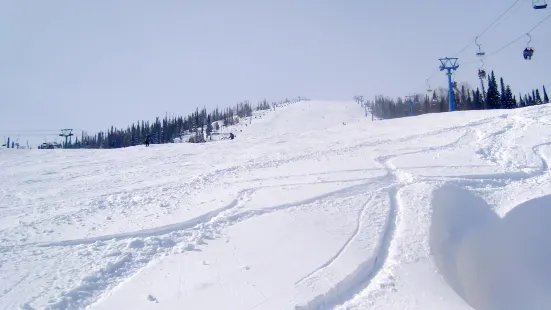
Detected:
[
  {"left": 59, "top": 129, "right": 74, "bottom": 148},
  {"left": 405, "top": 95, "right": 418, "bottom": 116},
  {"left": 438, "top": 57, "right": 459, "bottom": 112}
]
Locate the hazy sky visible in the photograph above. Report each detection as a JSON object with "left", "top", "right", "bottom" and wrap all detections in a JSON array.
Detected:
[{"left": 1, "top": 0, "right": 550, "bottom": 146}]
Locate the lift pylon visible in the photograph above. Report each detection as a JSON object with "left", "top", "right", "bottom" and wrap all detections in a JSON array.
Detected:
[
  {"left": 59, "top": 129, "right": 74, "bottom": 148},
  {"left": 438, "top": 57, "right": 459, "bottom": 112}
]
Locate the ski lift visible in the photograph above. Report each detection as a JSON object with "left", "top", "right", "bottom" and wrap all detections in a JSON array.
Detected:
[
  {"left": 478, "top": 59, "right": 486, "bottom": 79},
  {"left": 523, "top": 33, "right": 534, "bottom": 60},
  {"left": 533, "top": 0, "right": 547, "bottom": 9},
  {"left": 478, "top": 69, "right": 486, "bottom": 79},
  {"left": 475, "top": 36, "right": 485, "bottom": 57},
  {"left": 426, "top": 79, "right": 433, "bottom": 92}
]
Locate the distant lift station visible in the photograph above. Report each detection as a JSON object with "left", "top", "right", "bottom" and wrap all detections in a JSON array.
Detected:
[{"left": 533, "top": 0, "right": 547, "bottom": 9}]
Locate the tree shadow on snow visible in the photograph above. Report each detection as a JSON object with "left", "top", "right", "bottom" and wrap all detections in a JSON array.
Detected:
[{"left": 429, "top": 184, "right": 551, "bottom": 310}]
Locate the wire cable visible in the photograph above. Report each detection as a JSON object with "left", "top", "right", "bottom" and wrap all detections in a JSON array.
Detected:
[
  {"left": 476, "top": 0, "right": 525, "bottom": 39},
  {"left": 421, "top": 1, "right": 548, "bottom": 94},
  {"left": 461, "top": 11, "right": 551, "bottom": 65},
  {"left": 420, "top": 0, "right": 526, "bottom": 92},
  {"left": 452, "top": 0, "right": 525, "bottom": 58},
  {"left": 0, "top": 129, "right": 59, "bottom": 133}
]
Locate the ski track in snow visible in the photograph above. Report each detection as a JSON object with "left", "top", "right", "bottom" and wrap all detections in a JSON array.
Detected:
[
  {"left": 293, "top": 190, "right": 388, "bottom": 286},
  {"left": 5, "top": 174, "right": 391, "bottom": 309},
  {"left": 293, "top": 126, "right": 475, "bottom": 310},
  {"left": 3, "top": 102, "right": 551, "bottom": 310},
  {"left": 333, "top": 109, "right": 551, "bottom": 309},
  {"left": 294, "top": 109, "right": 551, "bottom": 310}
]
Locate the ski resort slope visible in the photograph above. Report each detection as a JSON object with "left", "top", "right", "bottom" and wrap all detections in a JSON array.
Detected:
[{"left": 2, "top": 100, "right": 551, "bottom": 310}]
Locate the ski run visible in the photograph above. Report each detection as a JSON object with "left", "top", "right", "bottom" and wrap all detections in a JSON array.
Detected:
[{"left": 2, "top": 100, "right": 551, "bottom": 310}]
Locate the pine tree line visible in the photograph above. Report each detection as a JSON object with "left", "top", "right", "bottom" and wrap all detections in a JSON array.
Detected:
[
  {"left": 65, "top": 98, "right": 300, "bottom": 149},
  {"left": 362, "top": 71, "right": 548, "bottom": 120}
]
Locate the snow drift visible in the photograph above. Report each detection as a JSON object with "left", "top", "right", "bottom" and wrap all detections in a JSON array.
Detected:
[{"left": 431, "top": 185, "right": 551, "bottom": 310}]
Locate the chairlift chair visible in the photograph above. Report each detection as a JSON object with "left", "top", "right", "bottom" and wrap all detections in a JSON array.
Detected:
[
  {"left": 475, "top": 37, "right": 486, "bottom": 57},
  {"left": 523, "top": 33, "right": 535, "bottom": 60},
  {"left": 533, "top": 0, "right": 547, "bottom": 9},
  {"left": 478, "top": 59, "right": 486, "bottom": 79},
  {"left": 478, "top": 69, "right": 486, "bottom": 79}
]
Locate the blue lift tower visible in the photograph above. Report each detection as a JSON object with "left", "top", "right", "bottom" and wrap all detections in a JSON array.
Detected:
[
  {"left": 405, "top": 95, "right": 418, "bottom": 116},
  {"left": 438, "top": 57, "right": 459, "bottom": 112}
]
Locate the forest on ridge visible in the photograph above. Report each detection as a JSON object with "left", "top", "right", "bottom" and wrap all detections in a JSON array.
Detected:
[
  {"left": 361, "top": 70, "right": 549, "bottom": 120},
  {"left": 29, "top": 70, "right": 548, "bottom": 150}
]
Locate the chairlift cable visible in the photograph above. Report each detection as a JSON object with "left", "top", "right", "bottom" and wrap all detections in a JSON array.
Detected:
[
  {"left": 421, "top": 0, "right": 524, "bottom": 93},
  {"left": 477, "top": 0, "right": 525, "bottom": 38},
  {"left": 461, "top": 11, "right": 550, "bottom": 65},
  {"left": 451, "top": 0, "right": 525, "bottom": 58}
]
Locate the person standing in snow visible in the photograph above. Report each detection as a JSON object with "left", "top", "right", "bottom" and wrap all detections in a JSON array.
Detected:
[{"left": 145, "top": 134, "right": 150, "bottom": 147}]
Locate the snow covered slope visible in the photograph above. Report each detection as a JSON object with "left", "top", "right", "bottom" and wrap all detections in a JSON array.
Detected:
[{"left": 2, "top": 100, "right": 551, "bottom": 310}]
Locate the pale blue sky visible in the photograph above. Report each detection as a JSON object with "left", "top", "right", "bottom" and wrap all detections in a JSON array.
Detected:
[{"left": 1, "top": 0, "right": 549, "bottom": 146}]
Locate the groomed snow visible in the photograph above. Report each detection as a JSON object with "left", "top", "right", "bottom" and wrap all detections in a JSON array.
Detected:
[{"left": 1, "top": 100, "right": 551, "bottom": 310}]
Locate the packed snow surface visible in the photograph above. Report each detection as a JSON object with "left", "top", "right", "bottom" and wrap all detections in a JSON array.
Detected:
[{"left": 2, "top": 100, "right": 551, "bottom": 310}]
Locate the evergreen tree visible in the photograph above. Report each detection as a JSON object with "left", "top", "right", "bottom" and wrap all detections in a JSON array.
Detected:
[
  {"left": 499, "top": 77, "right": 506, "bottom": 109},
  {"left": 518, "top": 93, "right": 525, "bottom": 107},
  {"left": 504, "top": 85, "right": 514, "bottom": 109},
  {"left": 206, "top": 114, "right": 213, "bottom": 138},
  {"left": 544, "top": 85, "right": 549, "bottom": 103},
  {"left": 535, "top": 89, "right": 542, "bottom": 104},
  {"left": 473, "top": 88, "right": 485, "bottom": 110},
  {"left": 459, "top": 85, "right": 468, "bottom": 110},
  {"left": 525, "top": 94, "right": 532, "bottom": 106},
  {"left": 486, "top": 71, "right": 500, "bottom": 109}
]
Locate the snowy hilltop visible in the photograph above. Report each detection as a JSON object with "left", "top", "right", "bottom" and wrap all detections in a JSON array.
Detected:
[{"left": 1, "top": 100, "right": 551, "bottom": 310}]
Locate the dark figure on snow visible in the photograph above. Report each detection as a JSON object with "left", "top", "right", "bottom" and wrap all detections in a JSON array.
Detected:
[
  {"left": 145, "top": 134, "right": 150, "bottom": 147},
  {"left": 229, "top": 132, "right": 235, "bottom": 140}
]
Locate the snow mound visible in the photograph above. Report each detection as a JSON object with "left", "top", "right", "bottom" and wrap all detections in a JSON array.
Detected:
[{"left": 431, "top": 185, "right": 551, "bottom": 310}]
